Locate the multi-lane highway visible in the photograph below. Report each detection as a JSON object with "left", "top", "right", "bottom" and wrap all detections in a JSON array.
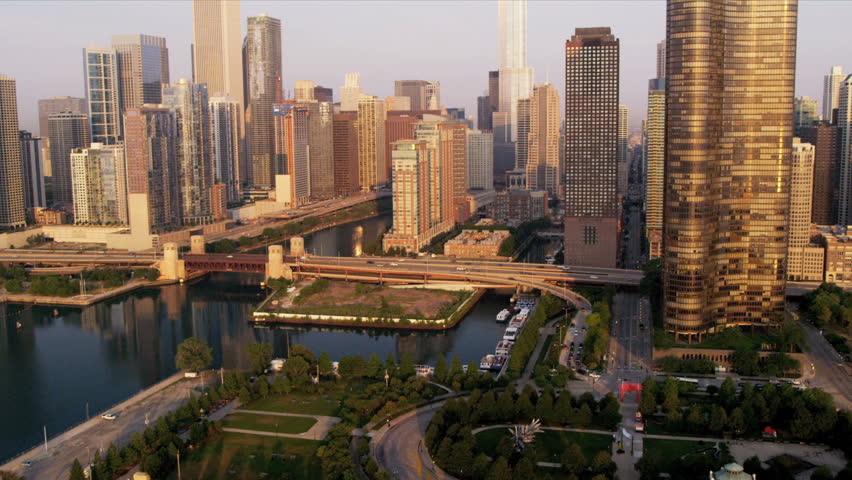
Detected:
[{"left": 609, "top": 292, "right": 652, "bottom": 388}]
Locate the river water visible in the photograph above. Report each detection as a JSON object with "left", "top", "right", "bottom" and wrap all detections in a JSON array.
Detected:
[{"left": 0, "top": 213, "right": 550, "bottom": 462}]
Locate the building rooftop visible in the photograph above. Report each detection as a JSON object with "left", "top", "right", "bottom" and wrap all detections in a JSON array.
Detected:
[{"left": 445, "top": 229, "right": 510, "bottom": 247}]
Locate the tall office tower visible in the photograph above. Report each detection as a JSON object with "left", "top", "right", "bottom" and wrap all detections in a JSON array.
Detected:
[
  {"left": 383, "top": 140, "right": 432, "bottom": 253},
  {"left": 192, "top": 0, "right": 243, "bottom": 106},
  {"left": 617, "top": 104, "right": 629, "bottom": 196},
  {"left": 787, "top": 139, "right": 817, "bottom": 281},
  {"left": 294, "top": 80, "right": 317, "bottom": 103},
  {"left": 467, "top": 129, "right": 494, "bottom": 190},
  {"left": 355, "top": 95, "right": 387, "bottom": 190},
  {"left": 47, "top": 112, "right": 90, "bottom": 208},
  {"left": 111, "top": 34, "right": 170, "bottom": 110},
  {"left": 209, "top": 96, "right": 244, "bottom": 202},
  {"left": 823, "top": 66, "right": 844, "bottom": 123},
  {"left": 340, "top": 73, "right": 362, "bottom": 112},
  {"left": 385, "top": 114, "right": 418, "bottom": 181},
  {"left": 245, "top": 14, "right": 282, "bottom": 189},
  {"left": 273, "top": 103, "right": 310, "bottom": 205},
  {"left": 332, "top": 111, "right": 359, "bottom": 196},
  {"left": 308, "top": 101, "right": 335, "bottom": 200},
  {"left": 794, "top": 96, "right": 820, "bottom": 130},
  {"left": 314, "top": 86, "right": 333, "bottom": 103},
  {"left": 83, "top": 47, "right": 121, "bottom": 144},
  {"left": 656, "top": 40, "right": 666, "bottom": 79},
  {"left": 644, "top": 78, "right": 666, "bottom": 259},
  {"left": 0, "top": 75, "right": 25, "bottom": 230},
  {"left": 124, "top": 106, "right": 181, "bottom": 232},
  {"left": 425, "top": 82, "right": 441, "bottom": 110},
  {"left": 838, "top": 76, "right": 852, "bottom": 224},
  {"left": 386, "top": 96, "right": 411, "bottom": 112},
  {"left": 477, "top": 95, "right": 491, "bottom": 131},
  {"left": 18, "top": 131, "right": 46, "bottom": 216},
  {"left": 526, "top": 83, "right": 560, "bottom": 195},
  {"left": 799, "top": 124, "right": 841, "bottom": 225},
  {"left": 664, "top": 0, "right": 797, "bottom": 339},
  {"left": 393, "top": 80, "right": 440, "bottom": 111},
  {"left": 70, "top": 143, "right": 128, "bottom": 225},
  {"left": 162, "top": 79, "right": 213, "bottom": 225},
  {"left": 514, "top": 98, "right": 531, "bottom": 172},
  {"left": 497, "top": 0, "right": 534, "bottom": 142},
  {"left": 37, "top": 97, "right": 86, "bottom": 177},
  {"left": 563, "top": 27, "right": 620, "bottom": 268}
]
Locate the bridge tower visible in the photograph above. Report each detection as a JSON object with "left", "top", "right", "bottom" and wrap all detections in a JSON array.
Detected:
[
  {"left": 190, "top": 235, "right": 206, "bottom": 255},
  {"left": 290, "top": 236, "right": 305, "bottom": 257},
  {"left": 160, "top": 243, "right": 186, "bottom": 281},
  {"left": 266, "top": 245, "right": 292, "bottom": 281}
]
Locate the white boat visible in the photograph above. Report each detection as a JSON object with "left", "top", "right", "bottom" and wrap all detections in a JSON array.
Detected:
[
  {"left": 415, "top": 365, "right": 434, "bottom": 377},
  {"left": 496, "top": 309, "right": 511, "bottom": 322},
  {"left": 479, "top": 355, "right": 495, "bottom": 370},
  {"left": 503, "top": 327, "right": 519, "bottom": 341},
  {"left": 490, "top": 355, "right": 508, "bottom": 371},
  {"left": 495, "top": 340, "right": 514, "bottom": 356}
]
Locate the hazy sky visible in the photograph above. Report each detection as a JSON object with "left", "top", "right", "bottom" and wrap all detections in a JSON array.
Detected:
[{"left": 2, "top": 0, "right": 849, "bottom": 134}]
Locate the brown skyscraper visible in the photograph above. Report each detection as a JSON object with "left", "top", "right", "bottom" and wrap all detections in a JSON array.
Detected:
[
  {"left": 663, "top": 0, "right": 798, "bottom": 339},
  {"left": 0, "top": 75, "right": 25, "bottom": 230},
  {"left": 332, "top": 112, "right": 359, "bottom": 196},
  {"left": 563, "top": 28, "right": 620, "bottom": 268},
  {"left": 385, "top": 114, "right": 418, "bottom": 182},
  {"left": 799, "top": 124, "right": 841, "bottom": 225}
]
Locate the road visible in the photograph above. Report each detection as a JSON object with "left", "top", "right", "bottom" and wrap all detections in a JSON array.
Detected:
[
  {"left": 621, "top": 202, "right": 644, "bottom": 269},
  {"left": 373, "top": 403, "right": 451, "bottom": 480},
  {"left": 608, "top": 292, "right": 652, "bottom": 389},
  {"left": 801, "top": 322, "right": 852, "bottom": 411}
]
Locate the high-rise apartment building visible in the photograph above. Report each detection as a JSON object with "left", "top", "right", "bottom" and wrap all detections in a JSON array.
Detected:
[
  {"left": 394, "top": 80, "right": 440, "bottom": 111},
  {"left": 514, "top": 98, "right": 531, "bottom": 172},
  {"left": 245, "top": 14, "right": 282, "bottom": 189},
  {"left": 526, "top": 83, "right": 560, "bottom": 195},
  {"left": 332, "top": 111, "right": 359, "bottom": 196},
  {"left": 383, "top": 140, "right": 433, "bottom": 253},
  {"left": 355, "top": 95, "right": 387, "bottom": 190},
  {"left": 385, "top": 114, "right": 418, "bottom": 182},
  {"left": 799, "top": 124, "right": 841, "bottom": 225},
  {"left": 0, "top": 75, "right": 25, "bottom": 230},
  {"left": 656, "top": 40, "right": 666, "bottom": 79},
  {"left": 340, "top": 73, "right": 362, "bottom": 112},
  {"left": 563, "top": 27, "right": 620, "bottom": 268},
  {"left": 497, "top": 0, "right": 534, "bottom": 142},
  {"left": 644, "top": 78, "right": 666, "bottom": 259},
  {"left": 209, "top": 96, "right": 244, "bottom": 202},
  {"left": 273, "top": 102, "right": 310, "bottom": 205},
  {"left": 18, "top": 131, "right": 46, "bottom": 217},
  {"left": 47, "top": 112, "right": 90, "bottom": 208},
  {"left": 467, "top": 129, "right": 494, "bottom": 191},
  {"left": 192, "top": 0, "right": 243, "bottom": 106},
  {"left": 823, "top": 66, "right": 844, "bottom": 123},
  {"left": 294, "top": 80, "right": 317, "bottom": 103},
  {"left": 70, "top": 142, "right": 128, "bottom": 225},
  {"left": 794, "top": 96, "right": 820, "bottom": 130},
  {"left": 37, "top": 97, "right": 86, "bottom": 177},
  {"left": 124, "top": 106, "right": 181, "bottom": 232},
  {"left": 308, "top": 101, "right": 335, "bottom": 200},
  {"left": 448, "top": 123, "right": 469, "bottom": 222},
  {"left": 663, "top": 0, "right": 797, "bottom": 339},
  {"left": 111, "top": 34, "right": 170, "bottom": 110},
  {"left": 838, "top": 76, "right": 852, "bottom": 224},
  {"left": 477, "top": 96, "right": 491, "bottom": 131},
  {"left": 617, "top": 104, "right": 629, "bottom": 197},
  {"left": 415, "top": 121, "right": 458, "bottom": 228},
  {"left": 787, "top": 139, "right": 823, "bottom": 282},
  {"left": 83, "top": 47, "right": 121, "bottom": 144},
  {"left": 162, "top": 79, "right": 213, "bottom": 225}
]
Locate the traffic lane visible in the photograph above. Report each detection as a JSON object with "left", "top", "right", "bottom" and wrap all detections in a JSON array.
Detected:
[
  {"left": 374, "top": 405, "right": 447, "bottom": 480},
  {"left": 801, "top": 323, "right": 852, "bottom": 410}
]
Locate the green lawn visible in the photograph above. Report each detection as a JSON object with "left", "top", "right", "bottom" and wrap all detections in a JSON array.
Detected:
[
  {"left": 644, "top": 438, "right": 715, "bottom": 472},
  {"left": 475, "top": 428, "right": 612, "bottom": 463},
  {"left": 243, "top": 391, "right": 343, "bottom": 416},
  {"left": 171, "top": 433, "right": 322, "bottom": 480},
  {"left": 222, "top": 413, "right": 316, "bottom": 434}
]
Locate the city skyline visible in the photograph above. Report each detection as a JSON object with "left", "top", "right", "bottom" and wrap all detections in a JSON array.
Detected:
[{"left": 2, "top": 1, "right": 848, "bottom": 133}]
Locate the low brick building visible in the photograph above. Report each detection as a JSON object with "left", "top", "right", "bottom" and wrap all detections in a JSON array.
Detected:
[{"left": 444, "top": 229, "right": 511, "bottom": 258}]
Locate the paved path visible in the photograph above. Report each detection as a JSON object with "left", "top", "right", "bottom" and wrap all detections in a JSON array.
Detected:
[
  {"left": 225, "top": 409, "right": 341, "bottom": 441},
  {"left": 372, "top": 401, "right": 454, "bottom": 480}
]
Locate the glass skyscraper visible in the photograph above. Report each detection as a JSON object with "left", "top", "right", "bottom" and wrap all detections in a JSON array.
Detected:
[{"left": 83, "top": 47, "right": 121, "bottom": 145}]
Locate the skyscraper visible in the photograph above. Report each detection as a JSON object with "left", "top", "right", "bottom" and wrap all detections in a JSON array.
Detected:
[
  {"left": 209, "top": 96, "right": 244, "bottom": 202},
  {"left": 386, "top": 96, "right": 412, "bottom": 112},
  {"left": 0, "top": 75, "right": 25, "bottom": 230},
  {"left": 192, "top": 0, "right": 243, "bottom": 106},
  {"left": 124, "top": 106, "right": 181, "bottom": 232},
  {"left": 837, "top": 76, "right": 852, "bottom": 224},
  {"left": 245, "top": 14, "right": 282, "bottom": 189},
  {"left": 332, "top": 111, "right": 359, "bottom": 196},
  {"left": 497, "top": 0, "right": 534, "bottom": 142},
  {"left": 664, "top": 0, "right": 798, "bottom": 339},
  {"left": 47, "top": 112, "right": 90, "bottom": 208},
  {"left": 383, "top": 140, "right": 433, "bottom": 253},
  {"left": 656, "top": 40, "right": 666, "bottom": 79},
  {"left": 794, "top": 96, "right": 819, "bottom": 130},
  {"left": 37, "top": 96, "right": 86, "bottom": 177},
  {"left": 488, "top": 70, "right": 500, "bottom": 120},
  {"left": 83, "top": 46, "right": 121, "bottom": 144},
  {"left": 340, "top": 73, "right": 362, "bottom": 112},
  {"left": 526, "top": 83, "right": 559, "bottom": 195},
  {"left": 823, "top": 66, "right": 844, "bottom": 123},
  {"left": 70, "top": 143, "right": 128, "bottom": 225},
  {"left": 314, "top": 86, "right": 333, "bottom": 103},
  {"left": 644, "top": 78, "right": 666, "bottom": 259},
  {"left": 273, "top": 102, "right": 311, "bottom": 205},
  {"left": 18, "top": 131, "right": 46, "bottom": 216},
  {"left": 162, "top": 79, "right": 213, "bottom": 225},
  {"left": 294, "top": 80, "right": 317, "bottom": 103},
  {"left": 394, "top": 80, "right": 440, "bottom": 111},
  {"left": 477, "top": 96, "right": 491, "bottom": 131},
  {"left": 563, "top": 27, "right": 620, "bottom": 268},
  {"left": 385, "top": 114, "right": 418, "bottom": 182},
  {"left": 787, "top": 139, "right": 822, "bottom": 282},
  {"left": 617, "top": 104, "right": 629, "bottom": 197},
  {"left": 514, "top": 98, "right": 530, "bottom": 173},
  {"left": 799, "top": 123, "right": 841, "bottom": 225},
  {"left": 111, "top": 34, "right": 170, "bottom": 110},
  {"left": 467, "top": 129, "right": 494, "bottom": 191},
  {"left": 307, "top": 101, "right": 335, "bottom": 200},
  {"left": 355, "top": 95, "right": 386, "bottom": 190}
]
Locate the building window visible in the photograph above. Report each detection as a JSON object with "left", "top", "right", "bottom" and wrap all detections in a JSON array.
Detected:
[{"left": 583, "top": 226, "right": 597, "bottom": 245}]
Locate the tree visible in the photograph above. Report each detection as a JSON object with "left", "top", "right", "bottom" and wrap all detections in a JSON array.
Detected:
[
  {"left": 174, "top": 337, "right": 213, "bottom": 372},
  {"left": 514, "top": 458, "right": 535, "bottom": 479},
  {"left": 486, "top": 457, "right": 512, "bottom": 480},
  {"left": 384, "top": 352, "right": 397, "bottom": 377},
  {"left": 434, "top": 355, "right": 448, "bottom": 383},
  {"left": 731, "top": 348, "right": 760, "bottom": 376},
  {"left": 686, "top": 405, "right": 704, "bottom": 433},
  {"left": 256, "top": 377, "right": 269, "bottom": 397},
  {"left": 742, "top": 456, "right": 764, "bottom": 475},
  {"left": 318, "top": 352, "right": 334, "bottom": 376},
  {"left": 720, "top": 377, "right": 737, "bottom": 409},
  {"left": 515, "top": 392, "right": 535, "bottom": 421},
  {"left": 639, "top": 386, "right": 657, "bottom": 416},
  {"left": 4, "top": 278, "right": 23, "bottom": 293},
  {"left": 283, "top": 355, "right": 310, "bottom": 379},
  {"left": 399, "top": 353, "right": 416, "bottom": 379},
  {"left": 555, "top": 391, "right": 573, "bottom": 424},
  {"left": 591, "top": 451, "right": 615, "bottom": 476},
  {"left": 810, "top": 466, "right": 834, "bottom": 480},
  {"left": 728, "top": 407, "right": 746, "bottom": 435},
  {"left": 337, "top": 355, "right": 366, "bottom": 378},
  {"left": 780, "top": 319, "right": 808, "bottom": 353},
  {"left": 106, "top": 443, "right": 121, "bottom": 476},
  {"left": 535, "top": 390, "right": 555, "bottom": 422},
  {"left": 635, "top": 453, "right": 662, "bottom": 480},
  {"left": 273, "top": 374, "right": 291, "bottom": 395},
  {"left": 366, "top": 353, "right": 382, "bottom": 379},
  {"left": 246, "top": 343, "right": 273, "bottom": 375},
  {"left": 709, "top": 405, "right": 728, "bottom": 434},
  {"left": 663, "top": 377, "right": 680, "bottom": 411},
  {"left": 450, "top": 355, "right": 463, "bottom": 378},
  {"left": 69, "top": 459, "right": 86, "bottom": 480},
  {"left": 239, "top": 386, "right": 252, "bottom": 404},
  {"left": 472, "top": 454, "right": 491, "bottom": 479},
  {"left": 576, "top": 403, "right": 592, "bottom": 427},
  {"left": 561, "top": 442, "right": 586, "bottom": 474},
  {"left": 0, "top": 471, "right": 26, "bottom": 480},
  {"left": 289, "top": 344, "right": 315, "bottom": 365}
]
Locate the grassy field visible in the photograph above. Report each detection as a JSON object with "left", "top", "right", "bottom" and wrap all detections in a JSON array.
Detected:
[
  {"left": 643, "top": 438, "right": 715, "bottom": 472},
  {"left": 171, "top": 433, "right": 322, "bottom": 480},
  {"left": 475, "top": 428, "right": 612, "bottom": 463},
  {"left": 222, "top": 413, "right": 317, "bottom": 434},
  {"left": 243, "top": 391, "right": 343, "bottom": 416}
]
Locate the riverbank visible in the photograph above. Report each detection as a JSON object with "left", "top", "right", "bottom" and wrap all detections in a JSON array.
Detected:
[{"left": 0, "top": 271, "right": 207, "bottom": 307}]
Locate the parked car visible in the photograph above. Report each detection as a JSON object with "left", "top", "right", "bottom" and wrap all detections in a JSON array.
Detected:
[{"left": 101, "top": 413, "right": 117, "bottom": 421}]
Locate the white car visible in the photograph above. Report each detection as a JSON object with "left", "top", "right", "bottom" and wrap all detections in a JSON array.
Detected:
[
  {"left": 588, "top": 372, "right": 601, "bottom": 379},
  {"left": 389, "top": 263, "right": 398, "bottom": 266},
  {"left": 101, "top": 413, "right": 117, "bottom": 421}
]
